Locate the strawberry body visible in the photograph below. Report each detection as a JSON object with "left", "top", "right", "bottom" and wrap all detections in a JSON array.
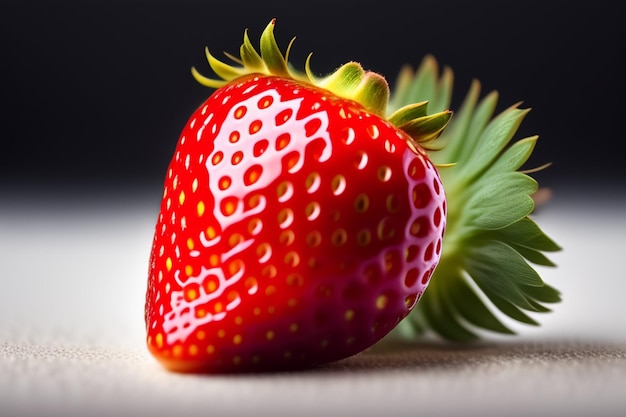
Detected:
[{"left": 145, "top": 73, "right": 446, "bottom": 372}]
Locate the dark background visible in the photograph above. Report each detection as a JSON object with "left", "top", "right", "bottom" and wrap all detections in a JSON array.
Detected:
[{"left": 1, "top": 0, "right": 624, "bottom": 196}]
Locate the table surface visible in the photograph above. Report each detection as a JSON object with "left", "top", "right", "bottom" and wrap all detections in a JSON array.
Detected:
[{"left": 1, "top": 183, "right": 625, "bottom": 417}]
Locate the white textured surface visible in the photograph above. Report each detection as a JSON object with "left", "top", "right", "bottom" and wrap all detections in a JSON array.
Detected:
[{"left": 1, "top": 185, "right": 626, "bottom": 417}]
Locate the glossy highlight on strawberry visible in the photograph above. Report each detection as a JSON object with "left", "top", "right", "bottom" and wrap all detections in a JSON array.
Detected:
[{"left": 145, "top": 21, "right": 449, "bottom": 373}]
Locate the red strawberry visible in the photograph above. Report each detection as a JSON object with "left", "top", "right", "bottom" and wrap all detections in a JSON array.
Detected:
[{"left": 145, "top": 20, "right": 450, "bottom": 373}]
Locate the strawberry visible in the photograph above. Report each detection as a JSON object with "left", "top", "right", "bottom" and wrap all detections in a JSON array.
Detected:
[{"left": 145, "top": 20, "right": 451, "bottom": 373}]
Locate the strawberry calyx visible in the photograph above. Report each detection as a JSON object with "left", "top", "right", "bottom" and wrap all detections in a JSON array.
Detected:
[
  {"left": 191, "top": 19, "right": 451, "bottom": 149},
  {"left": 385, "top": 56, "right": 562, "bottom": 342}
]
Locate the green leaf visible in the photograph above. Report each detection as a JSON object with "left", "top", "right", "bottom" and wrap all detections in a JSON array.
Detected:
[
  {"left": 466, "top": 172, "right": 537, "bottom": 230},
  {"left": 385, "top": 55, "right": 562, "bottom": 343},
  {"left": 398, "top": 110, "right": 452, "bottom": 143},
  {"left": 400, "top": 55, "right": 440, "bottom": 109},
  {"left": 510, "top": 245, "right": 558, "bottom": 267},
  {"left": 447, "top": 274, "right": 516, "bottom": 335},
  {"left": 388, "top": 101, "right": 429, "bottom": 126},
  {"left": 205, "top": 48, "right": 246, "bottom": 80},
  {"left": 464, "top": 106, "right": 529, "bottom": 176},
  {"left": 491, "top": 217, "right": 562, "bottom": 253},
  {"left": 259, "top": 19, "right": 290, "bottom": 77},
  {"left": 481, "top": 291, "right": 540, "bottom": 326},
  {"left": 490, "top": 136, "right": 539, "bottom": 173},
  {"left": 443, "top": 90, "right": 499, "bottom": 169},
  {"left": 524, "top": 283, "right": 562, "bottom": 304},
  {"left": 388, "top": 56, "right": 453, "bottom": 116},
  {"left": 240, "top": 29, "right": 265, "bottom": 69},
  {"left": 468, "top": 241, "right": 545, "bottom": 287},
  {"left": 421, "top": 279, "right": 480, "bottom": 341}
]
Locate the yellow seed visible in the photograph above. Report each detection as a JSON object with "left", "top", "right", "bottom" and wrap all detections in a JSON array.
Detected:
[
  {"left": 231, "top": 151, "right": 243, "bottom": 165},
  {"left": 247, "top": 194, "right": 261, "bottom": 209},
  {"left": 249, "top": 218, "right": 262, "bottom": 235},
  {"left": 357, "top": 229, "right": 371, "bottom": 246},
  {"left": 284, "top": 251, "right": 300, "bottom": 267},
  {"left": 249, "top": 120, "right": 262, "bottom": 134},
  {"left": 367, "top": 124, "right": 380, "bottom": 139},
  {"left": 229, "top": 233, "right": 243, "bottom": 247},
  {"left": 289, "top": 323, "right": 299, "bottom": 332},
  {"left": 186, "top": 286, "right": 197, "bottom": 300},
  {"left": 345, "top": 309, "right": 355, "bottom": 321},
  {"left": 286, "top": 273, "right": 304, "bottom": 287},
  {"left": 235, "top": 106, "right": 246, "bottom": 119},
  {"left": 376, "top": 295, "right": 388, "bottom": 310},
  {"left": 196, "top": 330, "right": 206, "bottom": 340},
  {"left": 259, "top": 96, "right": 272, "bottom": 108},
  {"left": 354, "top": 193, "right": 370, "bottom": 213},
  {"left": 377, "top": 218, "right": 395, "bottom": 240},
  {"left": 185, "top": 265, "right": 194, "bottom": 277},
  {"left": 262, "top": 265, "right": 277, "bottom": 278},
  {"left": 233, "top": 334, "right": 243, "bottom": 345},
  {"left": 378, "top": 166, "right": 392, "bottom": 182},
  {"left": 207, "top": 345, "right": 215, "bottom": 354},
  {"left": 277, "top": 208, "right": 293, "bottom": 228},
  {"left": 331, "top": 175, "right": 346, "bottom": 195},
  {"left": 172, "top": 345, "right": 183, "bottom": 357},
  {"left": 305, "top": 201, "right": 320, "bottom": 220},
  {"left": 178, "top": 191, "right": 185, "bottom": 205},
  {"left": 188, "top": 344, "right": 198, "bottom": 356},
  {"left": 266, "top": 330, "right": 275, "bottom": 340},
  {"left": 277, "top": 134, "right": 290, "bottom": 150},
  {"left": 224, "top": 201, "right": 236, "bottom": 215},
  {"left": 332, "top": 229, "right": 347, "bottom": 247},
  {"left": 386, "top": 194, "right": 400, "bottom": 213},
  {"left": 220, "top": 177, "right": 231, "bottom": 190},
  {"left": 279, "top": 230, "right": 295, "bottom": 245},
  {"left": 276, "top": 181, "right": 291, "bottom": 200},
  {"left": 187, "top": 238, "right": 195, "bottom": 250},
  {"left": 215, "top": 302, "right": 224, "bottom": 313},
  {"left": 384, "top": 252, "right": 394, "bottom": 272},
  {"left": 165, "top": 257, "right": 172, "bottom": 271},
  {"left": 155, "top": 333, "right": 163, "bottom": 348},
  {"left": 206, "top": 280, "right": 217, "bottom": 293},
  {"left": 195, "top": 201, "right": 205, "bottom": 218},
  {"left": 306, "top": 231, "right": 321, "bottom": 247},
  {"left": 305, "top": 172, "right": 320, "bottom": 193},
  {"left": 206, "top": 226, "right": 216, "bottom": 239},
  {"left": 384, "top": 139, "right": 396, "bottom": 153}
]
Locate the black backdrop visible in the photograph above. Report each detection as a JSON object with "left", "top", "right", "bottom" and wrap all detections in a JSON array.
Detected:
[{"left": 2, "top": 0, "right": 624, "bottom": 193}]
